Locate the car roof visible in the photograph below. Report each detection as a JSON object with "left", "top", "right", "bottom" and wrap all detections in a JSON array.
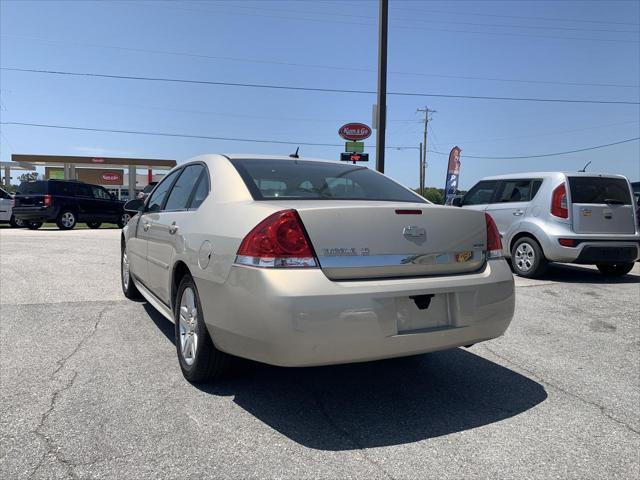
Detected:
[{"left": 478, "top": 171, "right": 630, "bottom": 181}]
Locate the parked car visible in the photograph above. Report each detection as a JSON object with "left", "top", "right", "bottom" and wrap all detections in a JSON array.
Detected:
[
  {"left": 13, "top": 179, "right": 131, "bottom": 230},
  {"left": 454, "top": 172, "right": 640, "bottom": 277},
  {"left": 0, "top": 187, "right": 23, "bottom": 227},
  {"left": 120, "top": 154, "right": 515, "bottom": 382}
]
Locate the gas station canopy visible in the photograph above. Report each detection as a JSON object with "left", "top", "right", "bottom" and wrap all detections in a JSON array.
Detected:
[{"left": 11, "top": 154, "right": 177, "bottom": 197}]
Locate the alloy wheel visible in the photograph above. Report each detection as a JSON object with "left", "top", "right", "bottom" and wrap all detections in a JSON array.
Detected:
[
  {"left": 178, "top": 287, "right": 199, "bottom": 366},
  {"left": 61, "top": 212, "right": 75, "bottom": 228},
  {"left": 122, "top": 251, "right": 130, "bottom": 290},
  {"left": 515, "top": 242, "right": 535, "bottom": 272}
]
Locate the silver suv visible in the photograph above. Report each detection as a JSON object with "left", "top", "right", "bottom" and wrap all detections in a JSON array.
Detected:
[{"left": 456, "top": 172, "right": 640, "bottom": 277}]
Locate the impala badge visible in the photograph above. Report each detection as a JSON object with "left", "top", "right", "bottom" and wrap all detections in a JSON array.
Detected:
[{"left": 403, "top": 226, "right": 426, "bottom": 238}]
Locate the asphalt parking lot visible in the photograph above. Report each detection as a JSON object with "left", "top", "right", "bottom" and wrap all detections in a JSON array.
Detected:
[{"left": 1, "top": 227, "right": 638, "bottom": 479}]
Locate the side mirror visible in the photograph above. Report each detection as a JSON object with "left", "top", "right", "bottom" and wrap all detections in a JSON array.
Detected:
[
  {"left": 452, "top": 197, "right": 463, "bottom": 207},
  {"left": 124, "top": 198, "right": 144, "bottom": 213}
]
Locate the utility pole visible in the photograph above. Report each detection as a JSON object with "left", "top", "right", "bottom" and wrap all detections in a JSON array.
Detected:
[
  {"left": 417, "top": 106, "right": 435, "bottom": 191},
  {"left": 418, "top": 142, "right": 423, "bottom": 194},
  {"left": 375, "top": 0, "right": 388, "bottom": 173}
]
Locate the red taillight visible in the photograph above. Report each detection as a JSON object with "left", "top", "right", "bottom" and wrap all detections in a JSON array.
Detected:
[
  {"left": 44, "top": 194, "right": 52, "bottom": 207},
  {"left": 485, "top": 213, "right": 503, "bottom": 259},
  {"left": 551, "top": 183, "right": 568, "bottom": 219},
  {"left": 235, "top": 210, "right": 317, "bottom": 268},
  {"left": 559, "top": 238, "right": 576, "bottom": 247}
]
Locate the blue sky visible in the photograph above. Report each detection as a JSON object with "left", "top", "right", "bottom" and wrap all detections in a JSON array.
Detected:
[{"left": 1, "top": 0, "right": 639, "bottom": 189}]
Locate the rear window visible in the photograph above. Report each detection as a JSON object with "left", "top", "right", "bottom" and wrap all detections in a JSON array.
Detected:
[
  {"left": 231, "top": 159, "right": 425, "bottom": 203},
  {"left": 17, "top": 181, "right": 46, "bottom": 195},
  {"left": 568, "top": 177, "right": 631, "bottom": 205}
]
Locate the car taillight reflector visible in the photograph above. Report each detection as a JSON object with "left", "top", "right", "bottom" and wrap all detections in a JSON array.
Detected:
[
  {"left": 235, "top": 210, "right": 317, "bottom": 268},
  {"left": 559, "top": 238, "right": 576, "bottom": 247},
  {"left": 551, "top": 183, "right": 568, "bottom": 219},
  {"left": 44, "top": 194, "right": 53, "bottom": 207},
  {"left": 485, "top": 213, "right": 503, "bottom": 259}
]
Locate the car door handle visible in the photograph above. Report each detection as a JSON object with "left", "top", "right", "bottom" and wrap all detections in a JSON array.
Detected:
[
  {"left": 169, "top": 222, "right": 179, "bottom": 235},
  {"left": 513, "top": 210, "right": 524, "bottom": 216}
]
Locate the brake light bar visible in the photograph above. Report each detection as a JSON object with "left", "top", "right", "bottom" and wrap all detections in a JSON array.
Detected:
[{"left": 395, "top": 209, "right": 422, "bottom": 215}]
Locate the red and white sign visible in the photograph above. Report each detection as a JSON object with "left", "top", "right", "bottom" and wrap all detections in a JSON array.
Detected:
[
  {"left": 338, "top": 123, "right": 372, "bottom": 141},
  {"left": 91, "top": 158, "right": 105, "bottom": 164},
  {"left": 101, "top": 172, "right": 120, "bottom": 182}
]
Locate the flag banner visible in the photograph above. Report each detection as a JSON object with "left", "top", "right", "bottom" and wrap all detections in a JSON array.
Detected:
[{"left": 444, "top": 146, "right": 462, "bottom": 205}]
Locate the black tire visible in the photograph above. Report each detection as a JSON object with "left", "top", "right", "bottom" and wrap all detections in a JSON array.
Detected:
[
  {"left": 510, "top": 236, "right": 547, "bottom": 278},
  {"left": 9, "top": 215, "right": 24, "bottom": 228},
  {"left": 121, "top": 245, "right": 141, "bottom": 299},
  {"left": 117, "top": 212, "right": 131, "bottom": 229},
  {"left": 596, "top": 263, "right": 634, "bottom": 277},
  {"left": 175, "top": 273, "right": 231, "bottom": 383},
  {"left": 56, "top": 210, "right": 77, "bottom": 230},
  {"left": 86, "top": 222, "right": 102, "bottom": 229},
  {"left": 26, "top": 221, "right": 43, "bottom": 230}
]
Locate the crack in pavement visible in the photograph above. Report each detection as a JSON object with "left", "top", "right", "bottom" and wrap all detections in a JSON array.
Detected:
[
  {"left": 479, "top": 344, "right": 640, "bottom": 436},
  {"left": 27, "top": 305, "right": 110, "bottom": 480},
  {"left": 307, "top": 379, "right": 396, "bottom": 480}
]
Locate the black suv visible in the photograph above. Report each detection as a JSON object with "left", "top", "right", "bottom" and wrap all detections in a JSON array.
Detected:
[{"left": 13, "top": 180, "right": 130, "bottom": 230}]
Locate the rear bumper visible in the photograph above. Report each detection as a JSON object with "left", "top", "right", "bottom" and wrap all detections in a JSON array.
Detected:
[
  {"left": 195, "top": 259, "right": 515, "bottom": 367},
  {"left": 13, "top": 206, "right": 56, "bottom": 222},
  {"left": 543, "top": 234, "right": 640, "bottom": 264}
]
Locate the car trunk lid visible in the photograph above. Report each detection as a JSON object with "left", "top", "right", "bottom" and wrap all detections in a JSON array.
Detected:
[
  {"left": 568, "top": 176, "right": 636, "bottom": 235},
  {"left": 285, "top": 202, "right": 488, "bottom": 280}
]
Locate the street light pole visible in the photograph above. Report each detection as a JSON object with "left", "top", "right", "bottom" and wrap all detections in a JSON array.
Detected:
[{"left": 375, "top": 0, "right": 388, "bottom": 173}]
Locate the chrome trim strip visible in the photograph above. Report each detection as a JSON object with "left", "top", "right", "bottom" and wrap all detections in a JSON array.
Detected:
[
  {"left": 132, "top": 277, "right": 174, "bottom": 323},
  {"left": 317, "top": 250, "right": 485, "bottom": 268},
  {"left": 147, "top": 256, "right": 170, "bottom": 270}
]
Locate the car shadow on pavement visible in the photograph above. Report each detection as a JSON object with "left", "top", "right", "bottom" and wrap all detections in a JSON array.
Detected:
[
  {"left": 144, "top": 303, "right": 547, "bottom": 450},
  {"left": 535, "top": 263, "right": 639, "bottom": 284}
]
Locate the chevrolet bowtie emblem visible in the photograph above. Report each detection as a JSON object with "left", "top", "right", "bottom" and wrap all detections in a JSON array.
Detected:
[{"left": 403, "top": 226, "right": 426, "bottom": 238}]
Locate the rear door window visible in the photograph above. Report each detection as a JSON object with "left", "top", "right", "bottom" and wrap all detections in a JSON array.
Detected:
[
  {"left": 74, "top": 184, "right": 93, "bottom": 198},
  {"left": 462, "top": 181, "right": 498, "bottom": 206},
  {"left": 164, "top": 164, "right": 205, "bottom": 211},
  {"left": 50, "top": 182, "right": 75, "bottom": 196},
  {"left": 188, "top": 171, "right": 209, "bottom": 209},
  {"left": 495, "top": 180, "right": 532, "bottom": 203},
  {"left": 568, "top": 177, "right": 631, "bottom": 205}
]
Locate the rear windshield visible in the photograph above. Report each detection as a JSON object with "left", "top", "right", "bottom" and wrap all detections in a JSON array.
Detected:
[
  {"left": 568, "top": 177, "right": 632, "bottom": 205},
  {"left": 17, "top": 181, "right": 46, "bottom": 195},
  {"left": 231, "top": 159, "right": 425, "bottom": 203}
]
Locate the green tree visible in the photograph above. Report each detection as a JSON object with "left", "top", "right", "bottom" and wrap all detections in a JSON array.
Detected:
[
  {"left": 17, "top": 172, "right": 38, "bottom": 184},
  {"left": 414, "top": 187, "right": 444, "bottom": 205}
]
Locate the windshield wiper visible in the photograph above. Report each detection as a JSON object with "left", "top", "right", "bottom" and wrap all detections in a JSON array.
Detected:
[{"left": 603, "top": 198, "right": 625, "bottom": 205}]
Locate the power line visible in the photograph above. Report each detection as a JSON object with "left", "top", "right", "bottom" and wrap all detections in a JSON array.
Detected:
[
  {"left": 3, "top": 67, "right": 638, "bottom": 105},
  {"left": 120, "top": 2, "right": 639, "bottom": 43},
  {"left": 3, "top": 34, "right": 636, "bottom": 89},
  {"left": 185, "top": 2, "right": 640, "bottom": 34},
  {"left": 391, "top": 5, "right": 640, "bottom": 27},
  {"left": 429, "top": 138, "right": 640, "bottom": 160},
  {"left": 2, "top": 121, "right": 637, "bottom": 159}
]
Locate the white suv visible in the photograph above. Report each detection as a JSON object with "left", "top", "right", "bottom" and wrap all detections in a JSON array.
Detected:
[{"left": 456, "top": 172, "right": 639, "bottom": 277}]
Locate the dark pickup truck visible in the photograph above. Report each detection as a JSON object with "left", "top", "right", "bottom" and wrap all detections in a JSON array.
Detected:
[{"left": 13, "top": 179, "right": 131, "bottom": 230}]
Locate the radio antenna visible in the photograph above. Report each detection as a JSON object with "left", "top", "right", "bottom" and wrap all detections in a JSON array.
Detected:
[{"left": 579, "top": 160, "right": 592, "bottom": 172}]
